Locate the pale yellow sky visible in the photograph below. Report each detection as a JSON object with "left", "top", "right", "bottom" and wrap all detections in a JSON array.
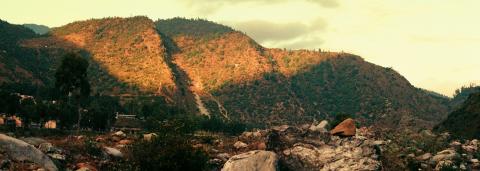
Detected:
[{"left": 2, "top": 0, "right": 479, "bottom": 96}]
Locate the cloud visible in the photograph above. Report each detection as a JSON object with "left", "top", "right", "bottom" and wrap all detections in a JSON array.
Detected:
[
  {"left": 307, "top": 0, "right": 340, "bottom": 8},
  {"left": 233, "top": 20, "right": 310, "bottom": 42},
  {"left": 180, "top": 0, "right": 339, "bottom": 15},
  {"left": 231, "top": 18, "right": 328, "bottom": 49}
]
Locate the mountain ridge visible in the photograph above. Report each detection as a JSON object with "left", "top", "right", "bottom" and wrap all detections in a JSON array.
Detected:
[{"left": 0, "top": 17, "right": 451, "bottom": 128}]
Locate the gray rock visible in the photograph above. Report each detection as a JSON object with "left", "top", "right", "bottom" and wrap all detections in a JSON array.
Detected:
[
  {"left": 309, "top": 120, "right": 329, "bottom": 133},
  {"left": 431, "top": 149, "right": 457, "bottom": 163},
  {"left": 221, "top": 150, "right": 278, "bottom": 171},
  {"left": 416, "top": 153, "right": 432, "bottom": 161},
  {"left": 113, "top": 131, "right": 126, "bottom": 138},
  {"left": 272, "top": 125, "right": 290, "bottom": 132},
  {"left": 103, "top": 147, "right": 123, "bottom": 158},
  {"left": 217, "top": 153, "right": 231, "bottom": 161},
  {"left": 20, "top": 137, "right": 48, "bottom": 147},
  {"left": 48, "top": 153, "right": 66, "bottom": 160},
  {"left": 0, "top": 134, "right": 58, "bottom": 171},
  {"left": 234, "top": 141, "right": 248, "bottom": 149},
  {"left": 38, "top": 143, "right": 55, "bottom": 153}
]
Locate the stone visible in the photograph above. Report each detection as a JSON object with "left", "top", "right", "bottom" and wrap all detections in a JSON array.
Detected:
[
  {"left": 95, "top": 137, "right": 104, "bottom": 142},
  {"left": 256, "top": 142, "right": 267, "bottom": 150},
  {"left": 252, "top": 131, "right": 262, "bottom": 138},
  {"left": 118, "top": 139, "right": 132, "bottom": 145},
  {"left": 0, "top": 134, "right": 58, "bottom": 171},
  {"left": 103, "top": 147, "right": 123, "bottom": 158},
  {"left": 372, "top": 140, "right": 385, "bottom": 145},
  {"left": 309, "top": 120, "right": 329, "bottom": 133},
  {"left": 416, "top": 153, "right": 432, "bottom": 161},
  {"left": 143, "top": 133, "right": 158, "bottom": 142},
  {"left": 471, "top": 158, "right": 479, "bottom": 163},
  {"left": 280, "top": 138, "right": 380, "bottom": 170},
  {"left": 48, "top": 153, "right": 66, "bottom": 160},
  {"left": 76, "top": 163, "right": 97, "bottom": 171},
  {"left": 450, "top": 141, "right": 462, "bottom": 148},
  {"left": 272, "top": 125, "right": 290, "bottom": 132},
  {"left": 431, "top": 149, "right": 457, "bottom": 163},
  {"left": 420, "top": 163, "right": 429, "bottom": 169},
  {"left": 460, "top": 163, "right": 466, "bottom": 170},
  {"left": 435, "top": 160, "right": 454, "bottom": 170},
  {"left": 234, "top": 141, "right": 248, "bottom": 149},
  {"left": 113, "top": 131, "right": 126, "bottom": 138},
  {"left": 217, "top": 153, "right": 231, "bottom": 161},
  {"left": 38, "top": 143, "right": 55, "bottom": 153},
  {"left": 420, "top": 130, "right": 435, "bottom": 137},
  {"left": 241, "top": 132, "right": 253, "bottom": 138},
  {"left": 221, "top": 150, "right": 278, "bottom": 171},
  {"left": 330, "top": 118, "right": 356, "bottom": 137},
  {"left": 20, "top": 137, "right": 48, "bottom": 147}
]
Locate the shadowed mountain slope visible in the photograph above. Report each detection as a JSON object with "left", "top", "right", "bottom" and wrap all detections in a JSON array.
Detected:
[
  {"left": 0, "top": 17, "right": 450, "bottom": 128},
  {"left": 22, "top": 24, "right": 50, "bottom": 35},
  {"left": 435, "top": 92, "right": 480, "bottom": 139},
  {"left": 0, "top": 20, "right": 53, "bottom": 87},
  {"left": 154, "top": 18, "right": 449, "bottom": 128}
]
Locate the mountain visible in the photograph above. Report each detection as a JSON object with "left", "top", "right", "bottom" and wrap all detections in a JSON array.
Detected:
[
  {"left": 450, "top": 84, "right": 480, "bottom": 110},
  {"left": 154, "top": 18, "right": 449, "bottom": 128},
  {"left": 0, "top": 17, "right": 450, "bottom": 128},
  {"left": 0, "top": 20, "right": 53, "bottom": 88},
  {"left": 22, "top": 24, "right": 50, "bottom": 35},
  {"left": 435, "top": 92, "right": 480, "bottom": 139}
]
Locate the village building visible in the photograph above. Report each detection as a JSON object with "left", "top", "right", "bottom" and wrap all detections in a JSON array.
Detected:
[{"left": 111, "top": 112, "right": 143, "bottom": 133}]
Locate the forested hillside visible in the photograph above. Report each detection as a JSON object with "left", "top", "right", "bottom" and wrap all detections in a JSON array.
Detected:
[{"left": 0, "top": 17, "right": 451, "bottom": 128}]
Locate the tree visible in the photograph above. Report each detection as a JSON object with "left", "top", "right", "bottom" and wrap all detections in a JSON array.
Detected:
[
  {"left": 0, "top": 90, "right": 20, "bottom": 116},
  {"left": 81, "top": 96, "right": 121, "bottom": 130},
  {"left": 55, "top": 52, "right": 90, "bottom": 99},
  {"left": 18, "top": 97, "right": 39, "bottom": 127},
  {"left": 55, "top": 52, "right": 90, "bottom": 129}
]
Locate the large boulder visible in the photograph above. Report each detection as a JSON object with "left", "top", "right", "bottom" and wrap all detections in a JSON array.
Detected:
[
  {"left": 221, "top": 150, "right": 278, "bottom": 171},
  {"left": 0, "top": 134, "right": 58, "bottom": 171},
  {"left": 20, "top": 137, "right": 48, "bottom": 147},
  {"left": 330, "top": 118, "right": 356, "bottom": 137}
]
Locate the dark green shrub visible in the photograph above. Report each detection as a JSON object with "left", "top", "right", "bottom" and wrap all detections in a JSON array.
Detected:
[
  {"left": 84, "top": 139, "right": 102, "bottom": 157},
  {"left": 129, "top": 133, "right": 208, "bottom": 171}
]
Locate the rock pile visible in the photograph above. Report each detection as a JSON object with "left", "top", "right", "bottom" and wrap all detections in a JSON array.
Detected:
[
  {"left": 218, "top": 119, "right": 383, "bottom": 171},
  {"left": 420, "top": 139, "right": 479, "bottom": 170}
]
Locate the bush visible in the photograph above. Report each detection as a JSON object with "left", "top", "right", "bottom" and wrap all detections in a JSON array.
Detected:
[
  {"left": 128, "top": 131, "right": 208, "bottom": 171},
  {"left": 84, "top": 139, "right": 102, "bottom": 157},
  {"left": 198, "top": 115, "right": 246, "bottom": 135}
]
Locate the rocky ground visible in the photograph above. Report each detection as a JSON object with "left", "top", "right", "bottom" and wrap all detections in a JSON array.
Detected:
[
  {"left": 0, "top": 130, "right": 137, "bottom": 171},
  {"left": 1, "top": 119, "right": 480, "bottom": 171}
]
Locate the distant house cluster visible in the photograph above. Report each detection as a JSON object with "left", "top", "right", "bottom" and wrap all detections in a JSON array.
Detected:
[
  {"left": 112, "top": 112, "right": 143, "bottom": 132},
  {"left": 0, "top": 114, "right": 57, "bottom": 129}
]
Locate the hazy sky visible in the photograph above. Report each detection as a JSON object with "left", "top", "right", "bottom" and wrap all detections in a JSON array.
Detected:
[{"left": 2, "top": 0, "right": 479, "bottom": 96}]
